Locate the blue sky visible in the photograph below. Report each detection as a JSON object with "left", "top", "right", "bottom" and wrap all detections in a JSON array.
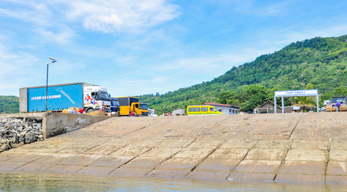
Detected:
[{"left": 1, "top": 0, "right": 347, "bottom": 97}]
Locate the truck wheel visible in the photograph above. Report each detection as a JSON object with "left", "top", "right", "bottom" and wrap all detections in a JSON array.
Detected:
[{"left": 86, "top": 108, "right": 94, "bottom": 114}]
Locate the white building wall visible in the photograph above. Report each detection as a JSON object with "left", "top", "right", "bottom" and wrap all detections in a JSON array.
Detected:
[
  {"left": 229, "top": 107, "right": 239, "bottom": 114},
  {"left": 212, "top": 105, "right": 239, "bottom": 115}
]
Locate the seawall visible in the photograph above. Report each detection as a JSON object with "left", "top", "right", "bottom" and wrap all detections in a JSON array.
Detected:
[
  {"left": 0, "top": 113, "right": 346, "bottom": 185},
  {"left": 0, "top": 112, "right": 109, "bottom": 139}
]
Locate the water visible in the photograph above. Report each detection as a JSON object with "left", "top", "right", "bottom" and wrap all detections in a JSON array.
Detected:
[{"left": 0, "top": 173, "right": 345, "bottom": 192}]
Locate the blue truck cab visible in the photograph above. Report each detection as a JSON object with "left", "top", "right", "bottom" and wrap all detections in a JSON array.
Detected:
[{"left": 111, "top": 97, "right": 120, "bottom": 114}]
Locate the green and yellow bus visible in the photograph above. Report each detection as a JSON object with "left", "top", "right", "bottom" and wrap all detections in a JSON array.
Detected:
[{"left": 186, "top": 105, "right": 223, "bottom": 116}]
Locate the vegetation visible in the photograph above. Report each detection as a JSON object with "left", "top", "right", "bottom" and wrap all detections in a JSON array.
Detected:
[
  {"left": 2, "top": 35, "right": 347, "bottom": 114},
  {"left": 140, "top": 35, "right": 347, "bottom": 115},
  {"left": 0, "top": 96, "right": 19, "bottom": 114}
]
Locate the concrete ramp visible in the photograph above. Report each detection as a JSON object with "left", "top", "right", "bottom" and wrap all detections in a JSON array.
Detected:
[
  {"left": 88, "top": 113, "right": 302, "bottom": 140},
  {"left": 0, "top": 113, "right": 346, "bottom": 185},
  {"left": 291, "top": 113, "right": 347, "bottom": 140}
]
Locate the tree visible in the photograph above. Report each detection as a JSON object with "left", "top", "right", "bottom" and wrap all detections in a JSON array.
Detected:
[
  {"left": 306, "top": 83, "right": 314, "bottom": 89},
  {"left": 333, "top": 87, "right": 347, "bottom": 96},
  {"left": 236, "top": 85, "right": 271, "bottom": 111},
  {"left": 137, "top": 35, "right": 347, "bottom": 114},
  {"left": 218, "top": 92, "right": 235, "bottom": 104}
]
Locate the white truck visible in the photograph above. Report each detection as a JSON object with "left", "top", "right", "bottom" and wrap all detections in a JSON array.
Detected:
[{"left": 83, "top": 85, "right": 112, "bottom": 113}]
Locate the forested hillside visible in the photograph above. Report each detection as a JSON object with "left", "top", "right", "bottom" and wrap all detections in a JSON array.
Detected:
[
  {"left": 1, "top": 35, "right": 347, "bottom": 114},
  {"left": 140, "top": 35, "right": 347, "bottom": 114},
  {"left": 0, "top": 96, "right": 19, "bottom": 114}
]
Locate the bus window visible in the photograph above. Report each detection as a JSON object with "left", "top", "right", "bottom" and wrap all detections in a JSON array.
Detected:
[
  {"left": 210, "top": 107, "right": 215, "bottom": 112},
  {"left": 201, "top": 107, "right": 208, "bottom": 112},
  {"left": 188, "top": 107, "right": 200, "bottom": 112}
]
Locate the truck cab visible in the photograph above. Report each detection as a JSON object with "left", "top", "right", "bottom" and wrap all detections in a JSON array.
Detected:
[
  {"left": 110, "top": 97, "right": 120, "bottom": 114},
  {"left": 84, "top": 86, "right": 111, "bottom": 113},
  {"left": 133, "top": 102, "right": 149, "bottom": 116},
  {"left": 117, "top": 96, "right": 149, "bottom": 116}
]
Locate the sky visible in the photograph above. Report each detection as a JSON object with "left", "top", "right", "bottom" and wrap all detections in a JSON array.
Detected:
[{"left": 1, "top": 0, "right": 347, "bottom": 97}]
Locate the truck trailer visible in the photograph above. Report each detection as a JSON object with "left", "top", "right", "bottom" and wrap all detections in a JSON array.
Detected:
[
  {"left": 117, "top": 96, "right": 149, "bottom": 116},
  {"left": 19, "top": 82, "right": 111, "bottom": 113}
]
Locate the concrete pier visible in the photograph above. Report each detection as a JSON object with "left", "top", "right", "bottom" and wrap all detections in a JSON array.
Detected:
[{"left": 0, "top": 113, "right": 346, "bottom": 185}]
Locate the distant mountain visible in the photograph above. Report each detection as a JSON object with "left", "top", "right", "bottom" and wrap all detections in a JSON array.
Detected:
[
  {"left": 140, "top": 35, "right": 347, "bottom": 114},
  {"left": 0, "top": 96, "right": 19, "bottom": 114}
]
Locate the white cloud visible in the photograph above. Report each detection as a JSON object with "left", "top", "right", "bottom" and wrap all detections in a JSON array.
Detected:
[
  {"left": 0, "top": 44, "right": 40, "bottom": 96},
  {"left": 83, "top": 14, "right": 123, "bottom": 33},
  {"left": 1, "top": 0, "right": 180, "bottom": 35},
  {"left": 0, "top": 1, "right": 52, "bottom": 26},
  {"left": 34, "top": 27, "right": 76, "bottom": 44},
  {"left": 61, "top": 0, "right": 181, "bottom": 33},
  {"left": 260, "top": 2, "right": 288, "bottom": 17}
]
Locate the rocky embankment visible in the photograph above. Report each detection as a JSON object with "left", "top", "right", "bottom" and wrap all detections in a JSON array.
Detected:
[{"left": 0, "top": 117, "right": 43, "bottom": 153}]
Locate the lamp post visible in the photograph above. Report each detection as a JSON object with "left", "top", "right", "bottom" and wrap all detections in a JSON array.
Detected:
[{"left": 46, "top": 57, "right": 57, "bottom": 112}]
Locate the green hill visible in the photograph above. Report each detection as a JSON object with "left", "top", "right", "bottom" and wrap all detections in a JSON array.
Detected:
[
  {"left": 140, "top": 35, "right": 347, "bottom": 114},
  {"left": 2, "top": 35, "right": 347, "bottom": 114},
  {"left": 0, "top": 96, "right": 19, "bottom": 114}
]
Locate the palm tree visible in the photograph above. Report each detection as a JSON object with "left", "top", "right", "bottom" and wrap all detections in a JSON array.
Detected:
[{"left": 294, "top": 96, "right": 316, "bottom": 111}]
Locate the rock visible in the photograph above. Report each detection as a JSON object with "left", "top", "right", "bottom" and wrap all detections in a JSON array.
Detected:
[
  {"left": 33, "top": 123, "right": 41, "bottom": 129},
  {"left": 0, "top": 117, "right": 43, "bottom": 153},
  {"left": 37, "top": 135, "right": 44, "bottom": 141},
  {"left": 0, "top": 144, "right": 9, "bottom": 152},
  {"left": 24, "top": 130, "right": 36, "bottom": 144}
]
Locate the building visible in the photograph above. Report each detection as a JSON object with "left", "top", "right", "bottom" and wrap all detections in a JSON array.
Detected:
[
  {"left": 204, "top": 103, "right": 239, "bottom": 115},
  {"left": 256, "top": 100, "right": 292, "bottom": 114}
]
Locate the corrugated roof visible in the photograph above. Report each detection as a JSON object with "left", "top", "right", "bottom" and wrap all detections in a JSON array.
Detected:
[{"left": 204, "top": 103, "right": 231, "bottom": 107}]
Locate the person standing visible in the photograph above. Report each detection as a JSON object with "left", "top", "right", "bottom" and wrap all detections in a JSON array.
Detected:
[{"left": 335, "top": 101, "right": 342, "bottom": 112}]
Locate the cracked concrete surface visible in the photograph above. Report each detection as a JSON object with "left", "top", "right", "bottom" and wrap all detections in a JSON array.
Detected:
[{"left": 0, "top": 113, "right": 346, "bottom": 185}]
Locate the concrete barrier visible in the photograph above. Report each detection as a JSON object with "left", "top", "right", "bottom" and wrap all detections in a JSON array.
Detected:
[
  {"left": 0, "top": 113, "right": 109, "bottom": 139},
  {"left": 43, "top": 113, "right": 109, "bottom": 138}
]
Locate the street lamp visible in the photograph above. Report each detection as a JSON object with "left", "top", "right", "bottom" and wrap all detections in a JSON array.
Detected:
[{"left": 46, "top": 57, "right": 57, "bottom": 112}]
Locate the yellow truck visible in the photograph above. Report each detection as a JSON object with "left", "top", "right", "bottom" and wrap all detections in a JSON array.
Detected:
[
  {"left": 117, "top": 96, "right": 149, "bottom": 116},
  {"left": 186, "top": 105, "right": 223, "bottom": 116}
]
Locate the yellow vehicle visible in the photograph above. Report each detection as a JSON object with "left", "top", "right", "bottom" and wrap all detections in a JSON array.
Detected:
[
  {"left": 325, "top": 96, "right": 347, "bottom": 112},
  {"left": 117, "top": 96, "right": 149, "bottom": 116},
  {"left": 187, "top": 105, "right": 223, "bottom": 116}
]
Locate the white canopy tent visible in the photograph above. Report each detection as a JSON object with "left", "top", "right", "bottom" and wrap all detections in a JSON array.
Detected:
[{"left": 274, "top": 89, "right": 319, "bottom": 113}]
